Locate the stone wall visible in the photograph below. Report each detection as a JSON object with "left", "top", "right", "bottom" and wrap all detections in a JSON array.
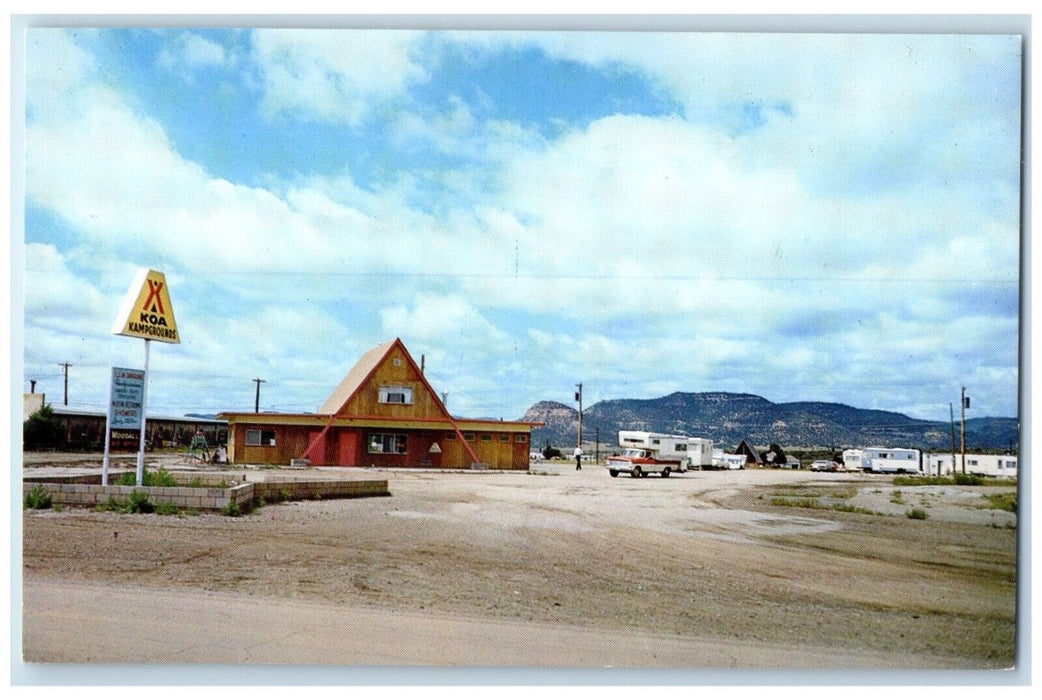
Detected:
[{"left": 22, "top": 472, "right": 390, "bottom": 513}]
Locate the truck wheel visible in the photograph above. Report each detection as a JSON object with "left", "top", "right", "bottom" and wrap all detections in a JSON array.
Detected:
[
  {"left": 609, "top": 470, "right": 619, "bottom": 477},
  {"left": 661, "top": 467, "right": 671, "bottom": 478},
  {"left": 631, "top": 466, "right": 643, "bottom": 478}
]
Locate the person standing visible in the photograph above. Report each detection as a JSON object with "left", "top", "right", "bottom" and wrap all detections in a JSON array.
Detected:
[{"left": 573, "top": 445, "right": 583, "bottom": 470}]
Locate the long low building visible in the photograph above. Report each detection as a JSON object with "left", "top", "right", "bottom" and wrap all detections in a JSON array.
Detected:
[
  {"left": 22, "top": 394, "right": 227, "bottom": 452},
  {"left": 218, "top": 338, "right": 541, "bottom": 469},
  {"left": 925, "top": 453, "right": 1019, "bottom": 478}
]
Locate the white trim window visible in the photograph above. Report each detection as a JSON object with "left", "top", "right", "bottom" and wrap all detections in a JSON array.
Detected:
[
  {"left": 368, "top": 433, "right": 408, "bottom": 454},
  {"left": 379, "top": 385, "right": 413, "bottom": 404}
]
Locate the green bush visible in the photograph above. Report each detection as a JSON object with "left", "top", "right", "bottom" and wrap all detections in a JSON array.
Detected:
[
  {"left": 23, "top": 405, "right": 65, "bottom": 450},
  {"left": 154, "top": 502, "right": 181, "bottom": 516},
  {"left": 981, "top": 492, "right": 1017, "bottom": 513},
  {"left": 126, "top": 491, "right": 154, "bottom": 514},
  {"left": 907, "top": 508, "right": 928, "bottom": 520},
  {"left": 24, "top": 484, "right": 53, "bottom": 510},
  {"left": 117, "top": 468, "right": 178, "bottom": 487}
]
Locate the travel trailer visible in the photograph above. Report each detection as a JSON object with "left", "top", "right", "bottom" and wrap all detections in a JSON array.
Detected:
[{"left": 607, "top": 431, "right": 713, "bottom": 478}]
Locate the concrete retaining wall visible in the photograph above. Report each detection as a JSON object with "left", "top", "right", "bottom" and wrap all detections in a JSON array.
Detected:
[{"left": 23, "top": 472, "right": 390, "bottom": 513}]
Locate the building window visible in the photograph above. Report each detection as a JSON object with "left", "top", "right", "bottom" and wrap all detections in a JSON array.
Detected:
[
  {"left": 379, "top": 385, "right": 413, "bottom": 404},
  {"left": 481, "top": 434, "right": 492, "bottom": 442},
  {"left": 515, "top": 435, "right": 528, "bottom": 443},
  {"left": 245, "top": 429, "right": 276, "bottom": 447},
  {"left": 368, "top": 433, "right": 408, "bottom": 454},
  {"left": 499, "top": 434, "right": 510, "bottom": 442},
  {"left": 464, "top": 433, "right": 475, "bottom": 441},
  {"left": 445, "top": 433, "right": 456, "bottom": 441}
]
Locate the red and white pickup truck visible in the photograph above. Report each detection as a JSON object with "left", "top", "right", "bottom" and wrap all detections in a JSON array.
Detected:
[{"left": 606, "top": 431, "right": 714, "bottom": 478}]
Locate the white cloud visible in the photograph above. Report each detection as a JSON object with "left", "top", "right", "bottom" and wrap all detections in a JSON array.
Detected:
[
  {"left": 251, "top": 29, "right": 426, "bottom": 125},
  {"left": 157, "top": 31, "right": 231, "bottom": 72}
]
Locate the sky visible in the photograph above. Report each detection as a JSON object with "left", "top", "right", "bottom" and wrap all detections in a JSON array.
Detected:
[{"left": 15, "top": 23, "right": 1023, "bottom": 423}]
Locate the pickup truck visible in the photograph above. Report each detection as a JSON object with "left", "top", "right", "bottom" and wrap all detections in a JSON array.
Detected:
[{"left": 606, "top": 448, "right": 685, "bottom": 478}]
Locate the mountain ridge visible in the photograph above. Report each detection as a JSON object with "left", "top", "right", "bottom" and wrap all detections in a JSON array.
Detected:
[{"left": 523, "top": 392, "right": 1018, "bottom": 451}]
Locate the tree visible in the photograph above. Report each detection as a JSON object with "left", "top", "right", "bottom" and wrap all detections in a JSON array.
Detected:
[
  {"left": 23, "top": 404, "right": 64, "bottom": 450},
  {"left": 763, "top": 443, "right": 787, "bottom": 465},
  {"left": 542, "top": 443, "right": 563, "bottom": 460}
]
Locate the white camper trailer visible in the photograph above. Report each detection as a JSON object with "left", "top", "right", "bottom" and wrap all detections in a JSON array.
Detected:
[
  {"left": 607, "top": 431, "right": 713, "bottom": 477},
  {"left": 925, "top": 453, "right": 1018, "bottom": 478},
  {"left": 842, "top": 449, "right": 867, "bottom": 472},
  {"left": 859, "top": 447, "right": 921, "bottom": 474}
]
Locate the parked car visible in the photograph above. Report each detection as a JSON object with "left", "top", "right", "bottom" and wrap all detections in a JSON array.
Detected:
[{"left": 810, "top": 460, "right": 841, "bottom": 472}]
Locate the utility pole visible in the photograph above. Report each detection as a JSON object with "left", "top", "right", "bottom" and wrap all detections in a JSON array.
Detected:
[
  {"left": 253, "top": 377, "right": 266, "bottom": 413},
  {"left": 575, "top": 383, "right": 583, "bottom": 447},
  {"left": 949, "top": 402, "right": 957, "bottom": 478},
  {"left": 30, "top": 379, "right": 37, "bottom": 393},
  {"left": 595, "top": 426, "right": 600, "bottom": 464},
  {"left": 59, "top": 363, "right": 70, "bottom": 405},
  {"left": 960, "top": 387, "right": 969, "bottom": 474}
]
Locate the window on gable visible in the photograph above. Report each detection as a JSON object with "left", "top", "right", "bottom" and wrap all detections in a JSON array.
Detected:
[{"left": 379, "top": 385, "right": 413, "bottom": 404}]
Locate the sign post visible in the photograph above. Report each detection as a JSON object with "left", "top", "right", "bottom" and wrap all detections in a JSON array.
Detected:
[
  {"left": 111, "top": 269, "right": 180, "bottom": 486},
  {"left": 102, "top": 366, "right": 146, "bottom": 485}
]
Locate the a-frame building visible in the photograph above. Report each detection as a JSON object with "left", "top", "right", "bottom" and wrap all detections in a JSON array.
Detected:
[{"left": 219, "top": 339, "right": 539, "bottom": 469}]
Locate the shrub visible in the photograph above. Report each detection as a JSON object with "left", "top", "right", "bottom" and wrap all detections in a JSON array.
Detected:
[
  {"left": 23, "top": 405, "right": 64, "bottom": 450},
  {"left": 223, "top": 501, "right": 242, "bottom": 517},
  {"left": 24, "top": 484, "right": 53, "bottom": 510},
  {"left": 126, "top": 491, "right": 154, "bottom": 514},
  {"left": 154, "top": 502, "right": 180, "bottom": 516},
  {"left": 116, "top": 468, "right": 178, "bottom": 487},
  {"left": 980, "top": 492, "right": 1017, "bottom": 513},
  {"left": 907, "top": 508, "right": 928, "bottom": 520},
  {"left": 833, "top": 503, "right": 876, "bottom": 515},
  {"left": 954, "top": 473, "right": 985, "bottom": 486},
  {"left": 770, "top": 497, "right": 825, "bottom": 509},
  {"left": 147, "top": 468, "right": 178, "bottom": 487}
]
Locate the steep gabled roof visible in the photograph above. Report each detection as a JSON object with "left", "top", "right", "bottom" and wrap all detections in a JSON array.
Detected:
[{"left": 317, "top": 339, "right": 398, "bottom": 415}]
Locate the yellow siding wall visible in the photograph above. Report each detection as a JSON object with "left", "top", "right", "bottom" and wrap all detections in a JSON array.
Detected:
[{"left": 339, "top": 348, "right": 443, "bottom": 420}]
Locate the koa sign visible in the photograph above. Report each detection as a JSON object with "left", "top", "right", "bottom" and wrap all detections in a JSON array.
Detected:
[{"left": 111, "top": 268, "right": 181, "bottom": 343}]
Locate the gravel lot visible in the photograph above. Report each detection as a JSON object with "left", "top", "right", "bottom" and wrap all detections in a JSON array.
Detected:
[{"left": 20, "top": 456, "right": 1019, "bottom": 669}]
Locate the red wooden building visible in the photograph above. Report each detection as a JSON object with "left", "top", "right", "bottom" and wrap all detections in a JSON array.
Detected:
[{"left": 219, "top": 339, "right": 539, "bottom": 469}]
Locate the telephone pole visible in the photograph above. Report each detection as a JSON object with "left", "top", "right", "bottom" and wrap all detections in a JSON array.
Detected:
[
  {"left": 59, "top": 363, "right": 70, "bottom": 405},
  {"left": 949, "top": 402, "right": 957, "bottom": 477},
  {"left": 575, "top": 383, "right": 583, "bottom": 447},
  {"left": 253, "top": 377, "right": 266, "bottom": 413},
  {"left": 960, "top": 387, "right": 969, "bottom": 474}
]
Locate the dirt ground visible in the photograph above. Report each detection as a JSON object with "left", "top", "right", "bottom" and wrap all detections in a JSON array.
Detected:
[{"left": 19, "top": 454, "right": 1020, "bottom": 670}]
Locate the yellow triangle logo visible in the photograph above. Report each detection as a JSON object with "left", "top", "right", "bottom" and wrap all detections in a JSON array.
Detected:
[{"left": 111, "top": 269, "right": 180, "bottom": 344}]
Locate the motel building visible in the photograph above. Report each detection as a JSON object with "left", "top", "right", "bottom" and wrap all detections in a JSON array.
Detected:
[{"left": 218, "top": 339, "right": 540, "bottom": 470}]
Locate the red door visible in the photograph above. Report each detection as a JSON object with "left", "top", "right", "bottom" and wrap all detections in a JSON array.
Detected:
[{"left": 337, "top": 430, "right": 360, "bottom": 466}]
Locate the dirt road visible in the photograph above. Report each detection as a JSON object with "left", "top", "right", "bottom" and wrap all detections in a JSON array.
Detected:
[{"left": 20, "top": 463, "right": 1019, "bottom": 669}]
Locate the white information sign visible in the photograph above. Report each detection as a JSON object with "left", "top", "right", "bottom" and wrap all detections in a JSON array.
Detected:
[{"left": 109, "top": 367, "right": 145, "bottom": 430}]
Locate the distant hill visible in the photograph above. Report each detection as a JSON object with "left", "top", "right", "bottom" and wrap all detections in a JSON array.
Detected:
[{"left": 524, "top": 392, "right": 1019, "bottom": 452}]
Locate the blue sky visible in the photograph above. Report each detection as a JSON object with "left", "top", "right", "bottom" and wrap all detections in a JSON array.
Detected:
[{"left": 17, "top": 25, "right": 1022, "bottom": 423}]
